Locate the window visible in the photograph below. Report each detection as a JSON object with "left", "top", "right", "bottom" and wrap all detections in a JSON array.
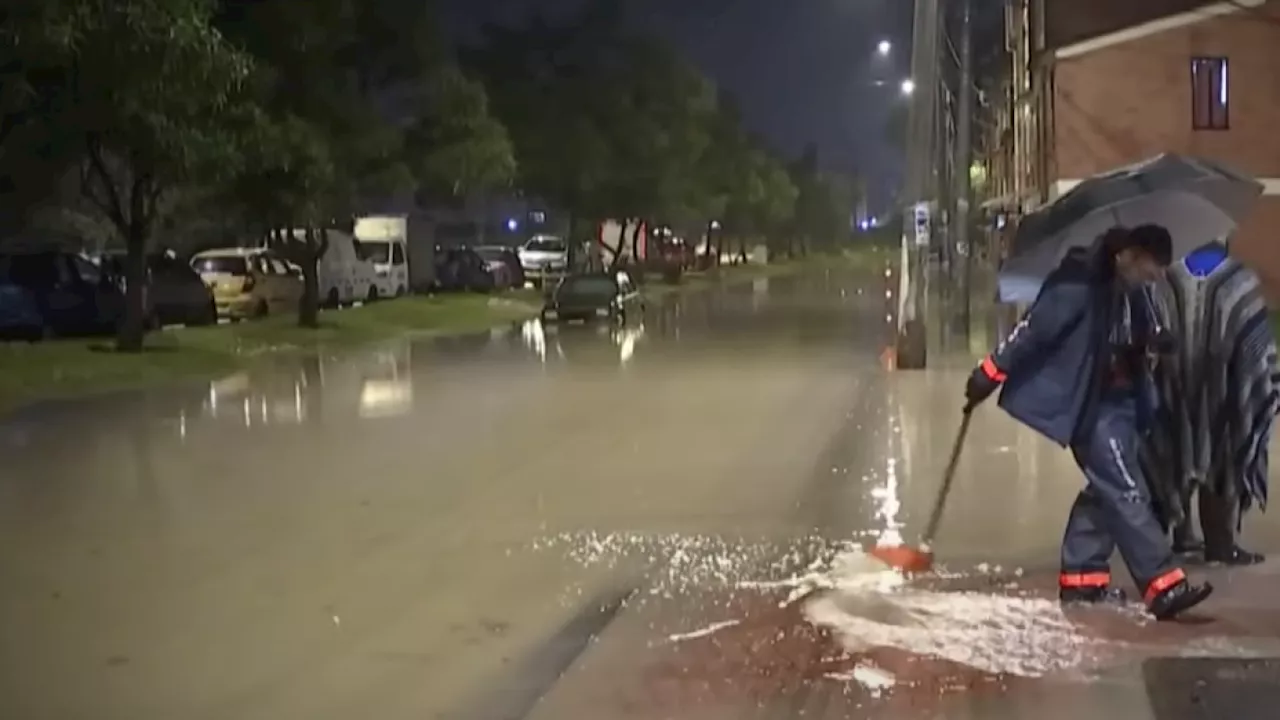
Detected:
[
  {"left": 71, "top": 255, "right": 102, "bottom": 285},
  {"left": 391, "top": 244, "right": 405, "bottom": 265},
  {"left": 525, "top": 237, "right": 565, "bottom": 253},
  {"left": 559, "top": 276, "right": 617, "bottom": 299},
  {"left": 1191, "top": 57, "right": 1229, "bottom": 130},
  {"left": 193, "top": 256, "right": 248, "bottom": 276}
]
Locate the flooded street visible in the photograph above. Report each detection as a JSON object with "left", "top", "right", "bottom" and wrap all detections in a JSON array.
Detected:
[{"left": 3, "top": 265, "right": 1280, "bottom": 719}]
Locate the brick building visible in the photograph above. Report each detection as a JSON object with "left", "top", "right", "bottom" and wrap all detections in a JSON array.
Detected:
[{"left": 980, "top": 0, "right": 1280, "bottom": 291}]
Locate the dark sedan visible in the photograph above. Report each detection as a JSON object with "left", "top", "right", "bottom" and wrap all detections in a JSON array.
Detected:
[
  {"left": 435, "top": 247, "right": 503, "bottom": 292},
  {"left": 541, "top": 270, "right": 645, "bottom": 324},
  {"left": 475, "top": 245, "right": 525, "bottom": 288},
  {"left": 101, "top": 251, "right": 217, "bottom": 327}
]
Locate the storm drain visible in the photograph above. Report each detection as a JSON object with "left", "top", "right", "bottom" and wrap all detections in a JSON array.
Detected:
[{"left": 1144, "top": 657, "right": 1280, "bottom": 720}]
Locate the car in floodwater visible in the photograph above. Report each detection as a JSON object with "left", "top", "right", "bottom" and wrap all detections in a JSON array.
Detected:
[{"left": 540, "top": 270, "right": 644, "bottom": 324}]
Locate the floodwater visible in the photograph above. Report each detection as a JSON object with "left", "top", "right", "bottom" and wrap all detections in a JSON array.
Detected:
[{"left": 2, "top": 261, "right": 1279, "bottom": 719}]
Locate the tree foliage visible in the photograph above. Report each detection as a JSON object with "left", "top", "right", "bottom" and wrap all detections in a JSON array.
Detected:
[
  {"left": 3, "top": 0, "right": 255, "bottom": 349},
  {"left": 406, "top": 64, "right": 517, "bottom": 201},
  {"left": 464, "top": 7, "right": 852, "bottom": 266},
  {"left": 3, "top": 0, "right": 858, "bottom": 343}
]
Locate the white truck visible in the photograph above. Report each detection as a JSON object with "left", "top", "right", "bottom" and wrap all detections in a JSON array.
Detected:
[{"left": 353, "top": 214, "right": 437, "bottom": 296}]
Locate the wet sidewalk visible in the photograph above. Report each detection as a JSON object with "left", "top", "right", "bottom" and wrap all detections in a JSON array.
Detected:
[{"left": 516, "top": 558, "right": 1280, "bottom": 720}]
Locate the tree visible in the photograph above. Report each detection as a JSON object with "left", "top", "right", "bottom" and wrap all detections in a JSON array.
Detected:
[
  {"left": 3, "top": 0, "right": 255, "bottom": 350},
  {"left": 214, "top": 0, "right": 516, "bottom": 326},
  {"left": 406, "top": 64, "right": 516, "bottom": 202},
  {"left": 786, "top": 144, "right": 852, "bottom": 256},
  {"left": 0, "top": 1, "right": 87, "bottom": 237},
  {"left": 214, "top": 0, "right": 403, "bottom": 327},
  {"left": 467, "top": 11, "right": 625, "bottom": 249},
  {"left": 754, "top": 155, "right": 799, "bottom": 260}
]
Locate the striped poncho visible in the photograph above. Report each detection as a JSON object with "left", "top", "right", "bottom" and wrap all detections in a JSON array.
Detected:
[{"left": 1144, "top": 242, "right": 1278, "bottom": 530}]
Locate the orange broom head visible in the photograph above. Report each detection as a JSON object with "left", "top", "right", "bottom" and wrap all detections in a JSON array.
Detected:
[{"left": 868, "top": 544, "right": 934, "bottom": 574}]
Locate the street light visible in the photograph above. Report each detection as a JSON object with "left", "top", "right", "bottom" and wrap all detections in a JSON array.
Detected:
[
  {"left": 877, "top": 40, "right": 892, "bottom": 57},
  {"left": 900, "top": 78, "right": 915, "bottom": 96}
]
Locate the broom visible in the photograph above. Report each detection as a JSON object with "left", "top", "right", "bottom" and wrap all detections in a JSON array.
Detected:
[{"left": 867, "top": 405, "right": 974, "bottom": 573}]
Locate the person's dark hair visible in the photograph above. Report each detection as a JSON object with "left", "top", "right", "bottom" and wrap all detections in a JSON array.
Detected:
[
  {"left": 1095, "top": 226, "right": 1132, "bottom": 275},
  {"left": 1099, "top": 227, "right": 1133, "bottom": 257},
  {"left": 1124, "top": 224, "right": 1174, "bottom": 266},
  {"left": 1095, "top": 224, "right": 1173, "bottom": 277}
]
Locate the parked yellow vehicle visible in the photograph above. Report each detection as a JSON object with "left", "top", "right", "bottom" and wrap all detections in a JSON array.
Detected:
[{"left": 190, "top": 248, "right": 303, "bottom": 320}]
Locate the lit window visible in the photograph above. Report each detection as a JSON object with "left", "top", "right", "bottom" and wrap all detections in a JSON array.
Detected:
[{"left": 1191, "top": 57, "right": 1229, "bottom": 130}]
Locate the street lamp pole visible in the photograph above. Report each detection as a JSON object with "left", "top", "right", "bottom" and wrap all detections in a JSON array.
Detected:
[
  {"left": 897, "top": 0, "right": 942, "bottom": 369},
  {"left": 953, "top": 0, "right": 975, "bottom": 327}
]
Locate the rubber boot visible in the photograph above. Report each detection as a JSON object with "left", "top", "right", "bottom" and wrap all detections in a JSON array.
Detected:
[
  {"left": 1148, "top": 580, "right": 1214, "bottom": 621},
  {"left": 1060, "top": 586, "right": 1128, "bottom": 605}
]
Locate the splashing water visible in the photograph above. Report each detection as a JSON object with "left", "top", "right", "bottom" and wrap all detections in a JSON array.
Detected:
[
  {"left": 530, "top": 530, "right": 876, "bottom": 598},
  {"left": 802, "top": 548, "right": 1100, "bottom": 677}
]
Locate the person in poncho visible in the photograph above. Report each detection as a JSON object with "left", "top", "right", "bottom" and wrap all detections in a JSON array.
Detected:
[{"left": 1142, "top": 239, "right": 1278, "bottom": 565}]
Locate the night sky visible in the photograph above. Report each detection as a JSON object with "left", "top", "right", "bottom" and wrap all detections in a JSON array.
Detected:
[{"left": 439, "top": 0, "right": 916, "bottom": 209}]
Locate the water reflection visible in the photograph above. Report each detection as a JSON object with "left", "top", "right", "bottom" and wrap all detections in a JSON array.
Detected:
[
  {"left": 7, "top": 266, "right": 877, "bottom": 451},
  {"left": 186, "top": 341, "right": 415, "bottom": 433},
  {"left": 517, "top": 317, "right": 647, "bottom": 366}
]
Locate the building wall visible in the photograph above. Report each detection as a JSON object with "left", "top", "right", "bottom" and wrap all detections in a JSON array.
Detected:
[
  {"left": 1045, "top": 0, "right": 1212, "bottom": 49},
  {"left": 1050, "top": 2, "right": 1280, "bottom": 294}
]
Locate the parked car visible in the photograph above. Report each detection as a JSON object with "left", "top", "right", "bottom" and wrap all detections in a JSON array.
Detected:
[
  {"left": 435, "top": 247, "right": 502, "bottom": 292},
  {"left": 541, "top": 270, "right": 645, "bottom": 324},
  {"left": 0, "top": 250, "right": 124, "bottom": 337},
  {"left": 0, "top": 279, "right": 43, "bottom": 341},
  {"left": 476, "top": 245, "right": 525, "bottom": 288},
  {"left": 517, "top": 235, "right": 568, "bottom": 285},
  {"left": 100, "top": 251, "right": 216, "bottom": 327},
  {"left": 191, "top": 248, "right": 303, "bottom": 320}
]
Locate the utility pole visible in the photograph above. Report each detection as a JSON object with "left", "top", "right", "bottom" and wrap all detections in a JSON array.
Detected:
[
  {"left": 896, "top": 0, "right": 942, "bottom": 369},
  {"left": 953, "top": 0, "right": 975, "bottom": 326}
]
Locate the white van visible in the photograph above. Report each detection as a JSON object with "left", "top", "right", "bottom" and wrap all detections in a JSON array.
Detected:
[{"left": 280, "top": 228, "right": 378, "bottom": 307}]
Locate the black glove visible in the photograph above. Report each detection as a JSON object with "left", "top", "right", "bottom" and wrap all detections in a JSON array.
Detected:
[{"left": 965, "top": 365, "right": 1001, "bottom": 410}]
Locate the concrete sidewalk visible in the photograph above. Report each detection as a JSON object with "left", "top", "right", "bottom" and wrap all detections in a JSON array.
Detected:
[{"left": 523, "top": 561, "right": 1280, "bottom": 719}]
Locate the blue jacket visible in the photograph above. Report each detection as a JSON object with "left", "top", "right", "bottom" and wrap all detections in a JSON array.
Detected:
[{"left": 983, "top": 247, "right": 1158, "bottom": 447}]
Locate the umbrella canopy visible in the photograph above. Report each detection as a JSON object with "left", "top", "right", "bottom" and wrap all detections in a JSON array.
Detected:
[{"left": 998, "top": 154, "right": 1263, "bottom": 303}]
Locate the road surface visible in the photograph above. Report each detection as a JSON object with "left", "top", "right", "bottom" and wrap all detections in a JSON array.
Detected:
[{"left": 2, "top": 261, "right": 1279, "bottom": 719}]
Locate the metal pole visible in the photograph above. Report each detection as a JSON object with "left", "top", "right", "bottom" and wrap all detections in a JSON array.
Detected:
[
  {"left": 954, "top": 0, "right": 974, "bottom": 326},
  {"left": 896, "top": 0, "right": 941, "bottom": 369}
]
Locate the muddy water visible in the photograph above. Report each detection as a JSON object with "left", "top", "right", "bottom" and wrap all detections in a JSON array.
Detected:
[{"left": 1, "top": 260, "right": 1278, "bottom": 719}]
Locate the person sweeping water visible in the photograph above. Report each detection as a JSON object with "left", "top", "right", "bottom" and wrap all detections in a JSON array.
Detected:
[{"left": 965, "top": 225, "right": 1214, "bottom": 621}]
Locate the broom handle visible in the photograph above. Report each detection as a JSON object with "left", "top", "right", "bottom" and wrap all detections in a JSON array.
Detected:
[{"left": 921, "top": 407, "right": 974, "bottom": 547}]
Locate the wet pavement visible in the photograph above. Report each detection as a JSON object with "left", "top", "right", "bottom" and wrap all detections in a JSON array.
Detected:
[{"left": 2, "top": 262, "right": 1279, "bottom": 719}]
